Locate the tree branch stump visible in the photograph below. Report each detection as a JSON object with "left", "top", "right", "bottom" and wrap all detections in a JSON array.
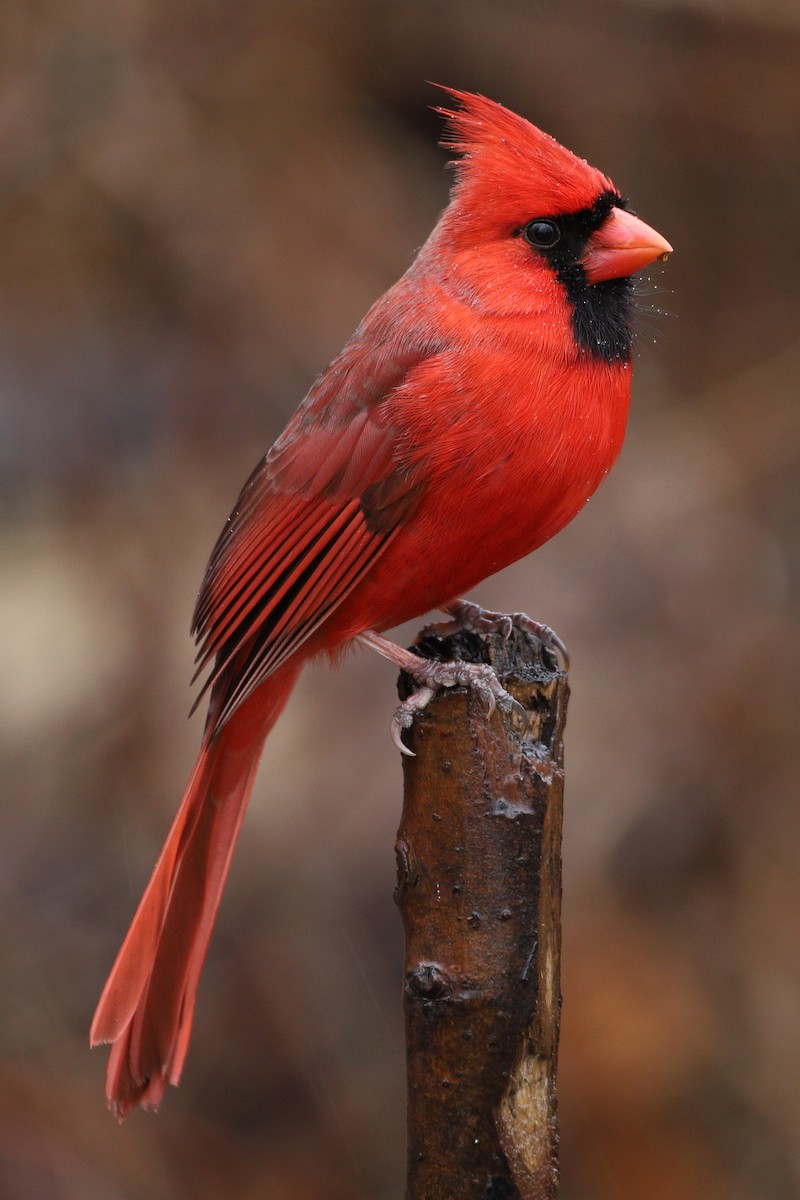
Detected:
[{"left": 395, "top": 625, "right": 568, "bottom": 1200}]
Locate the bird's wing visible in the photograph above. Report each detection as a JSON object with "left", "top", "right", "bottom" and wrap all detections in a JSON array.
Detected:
[{"left": 191, "top": 337, "right": 429, "bottom": 730}]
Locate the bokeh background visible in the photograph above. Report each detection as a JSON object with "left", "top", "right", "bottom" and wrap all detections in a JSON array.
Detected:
[{"left": 2, "top": 1, "right": 799, "bottom": 1197}]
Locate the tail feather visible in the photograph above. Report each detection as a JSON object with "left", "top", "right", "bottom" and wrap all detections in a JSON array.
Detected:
[{"left": 91, "top": 662, "right": 300, "bottom": 1119}]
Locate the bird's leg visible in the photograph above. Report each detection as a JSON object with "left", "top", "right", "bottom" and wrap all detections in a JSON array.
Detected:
[
  {"left": 423, "top": 598, "right": 570, "bottom": 670},
  {"left": 357, "top": 629, "right": 526, "bottom": 757}
]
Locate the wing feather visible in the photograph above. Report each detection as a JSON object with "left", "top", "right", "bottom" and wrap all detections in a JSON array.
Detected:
[
  {"left": 192, "top": 501, "right": 347, "bottom": 677},
  {"left": 191, "top": 329, "right": 432, "bottom": 732},
  {"left": 210, "top": 512, "right": 394, "bottom": 726}
]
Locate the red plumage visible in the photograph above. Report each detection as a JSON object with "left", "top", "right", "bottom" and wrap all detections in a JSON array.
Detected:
[{"left": 91, "top": 87, "right": 671, "bottom": 1117}]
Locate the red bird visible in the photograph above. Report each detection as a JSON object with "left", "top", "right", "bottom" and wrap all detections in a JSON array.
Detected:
[{"left": 91, "top": 87, "right": 671, "bottom": 1117}]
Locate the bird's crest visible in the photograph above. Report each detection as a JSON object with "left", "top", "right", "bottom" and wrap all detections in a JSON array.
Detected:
[{"left": 433, "top": 85, "right": 615, "bottom": 221}]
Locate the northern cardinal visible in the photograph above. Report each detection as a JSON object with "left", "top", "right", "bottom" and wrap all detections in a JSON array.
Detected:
[{"left": 91, "top": 87, "right": 671, "bottom": 1117}]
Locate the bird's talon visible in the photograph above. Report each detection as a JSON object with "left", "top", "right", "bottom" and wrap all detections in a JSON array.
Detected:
[
  {"left": 390, "top": 681, "right": 437, "bottom": 754},
  {"left": 392, "top": 724, "right": 416, "bottom": 756},
  {"left": 439, "top": 601, "right": 570, "bottom": 671}
]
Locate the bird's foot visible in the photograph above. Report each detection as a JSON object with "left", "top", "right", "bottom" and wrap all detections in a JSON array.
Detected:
[
  {"left": 425, "top": 599, "right": 570, "bottom": 670},
  {"left": 390, "top": 656, "right": 526, "bottom": 755},
  {"left": 357, "top": 629, "right": 526, "bottom": 756}
]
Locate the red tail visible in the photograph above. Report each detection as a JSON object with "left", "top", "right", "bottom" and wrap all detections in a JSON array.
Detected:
[{"left": 90, "top": 662, "right": 300, "bottom": 1119}]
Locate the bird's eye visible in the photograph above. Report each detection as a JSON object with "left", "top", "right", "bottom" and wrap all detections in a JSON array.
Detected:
[{"left": 522, "top": 219, "right": 560, "bottom": 249}]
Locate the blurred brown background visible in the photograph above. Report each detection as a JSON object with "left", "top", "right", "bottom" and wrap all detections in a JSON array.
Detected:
[{"left": 1, "top": 0, "right": 799, "bottom": 1197}]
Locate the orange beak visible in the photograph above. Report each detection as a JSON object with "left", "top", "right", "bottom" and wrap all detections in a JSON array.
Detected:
[{"left": 582, "top": 207, "right": 672, "bottom": 284}]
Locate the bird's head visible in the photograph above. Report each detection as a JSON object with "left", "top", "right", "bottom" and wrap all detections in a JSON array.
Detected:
[{"left": 427, "top": 87, "right": 672, "bottom": 362}]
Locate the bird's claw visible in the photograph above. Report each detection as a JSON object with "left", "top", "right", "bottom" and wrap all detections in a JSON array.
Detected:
[
  {"left": 391, "top": 686, "right": 435, "bottom": 755},
  {"left": 511, "top": 614, "right": 569, "bottom": 671},
  {"left": 391, "top": 657, "right": 527, "bottom": 756},
  {"left": 436, "top": 600, "right": 570, "bottom": 670}
]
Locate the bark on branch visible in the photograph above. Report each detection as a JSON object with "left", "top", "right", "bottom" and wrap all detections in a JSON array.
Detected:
[{"left": 395, "top": 625, "right": 568, "bottom": 1200}]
